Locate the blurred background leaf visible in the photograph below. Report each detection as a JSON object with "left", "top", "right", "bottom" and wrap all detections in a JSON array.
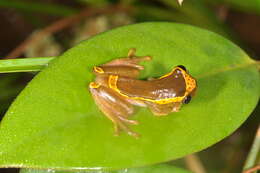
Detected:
[
  {"left": 206, "top": 0, "right": 260, "bottom": 15},
  {"left": 0, "top": 0, "right": 78, "bottom": 17}
]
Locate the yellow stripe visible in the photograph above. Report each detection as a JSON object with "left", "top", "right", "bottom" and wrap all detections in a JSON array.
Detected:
[{"left": 158, "top": 71, "right": 173, "bottom": 79}]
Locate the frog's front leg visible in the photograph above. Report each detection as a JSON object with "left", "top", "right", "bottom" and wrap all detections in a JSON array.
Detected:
[
  {"left": 144, "top": 101, "right": 183, "bottom": 116},
  {"left": 89, "top": 83, "right": 139, "bottom": 138}
]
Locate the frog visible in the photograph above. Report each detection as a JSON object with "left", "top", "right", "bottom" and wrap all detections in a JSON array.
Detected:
[{"left": 89, "top": 48, "right": 197, "bottom": 138}]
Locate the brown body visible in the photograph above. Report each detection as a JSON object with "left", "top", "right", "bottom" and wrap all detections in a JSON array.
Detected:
[{"left": 89, "top": 48, "right": 197, "bottom": 138}]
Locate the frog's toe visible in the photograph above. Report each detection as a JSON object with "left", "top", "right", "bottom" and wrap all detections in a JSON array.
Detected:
[
  {"left": 129, "top": 119, "right": 139, "bottom": 125},
  {"left": 141, "top": 56, "right": 152, "bottom": 61},
  {"left": 127, "top": 131, "right": 140, "bottom": 139},
  {"left": 128, "top": 64, "right": 144, "bottom": 70},
  {"left": 127, "top": 48, "right": 137, "bottom": 57},
  {"left": 172, "top": 106, "right": 180, "bottom": 112},
  {"left": 114, "top": 118, "right": 139, "bottom": 138},
  {"left": 117, "top": 116, "right": 139, "bottom": 125},
  {"left": 113, "top": 124, "right": 120, "bottom": 136}
]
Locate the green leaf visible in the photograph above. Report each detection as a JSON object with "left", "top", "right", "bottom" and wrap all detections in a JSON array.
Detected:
[
  {"left": 0, "top": 22, "right": 259, "bottom": 170},
  {"left": 20, "top": 164, "right": 192, "bottom": 173}
]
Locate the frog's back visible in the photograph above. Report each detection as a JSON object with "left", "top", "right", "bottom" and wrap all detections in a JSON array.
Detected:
[{"left": 115, "top": 71, "right": 186, "bottom": 101}]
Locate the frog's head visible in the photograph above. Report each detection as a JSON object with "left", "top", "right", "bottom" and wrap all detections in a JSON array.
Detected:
[{"left": 176, "top": 65, "right": 197, "bottom": 104}]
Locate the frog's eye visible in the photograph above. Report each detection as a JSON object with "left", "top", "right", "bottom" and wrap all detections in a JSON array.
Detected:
[
  {"left": 177, "top": 65, "right": 187, "bottom": 72},
  {"left": 183, "top": 95, "right": 192, "bottom": 104}
]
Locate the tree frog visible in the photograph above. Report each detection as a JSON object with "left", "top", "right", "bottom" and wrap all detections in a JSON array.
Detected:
[{"left": 89, "top": 48, "right": 197, "bottom": 138}]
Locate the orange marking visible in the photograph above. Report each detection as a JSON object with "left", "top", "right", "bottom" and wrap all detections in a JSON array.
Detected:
[
  {"left": 89, "top": 82, "right": 100, "bottom": 88},
  {"left": 108, "top": 75, "right": 118, "bottom": 89},
  {"left": 93, "top": 66, "right": 104, "bottom": 74}
]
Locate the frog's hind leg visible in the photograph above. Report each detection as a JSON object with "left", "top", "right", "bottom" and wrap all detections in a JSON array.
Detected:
[
  {"left": 89, "top": 83, "right": 139, "bottom": 138},
  {"left": 102, "top": 48, "right": 152, "bottom": 70},
  {"left": 92, "top": 48, "right": 151, "bottom": 78},
  {"left": 93, "top": 65, "right": 141, "bottom": 79}
]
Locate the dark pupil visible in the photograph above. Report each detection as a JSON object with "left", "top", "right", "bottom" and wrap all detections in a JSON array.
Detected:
[
  {"left": 183, "top": 95, "right": 192, "bottom": 104},
  {"left": 177, "top": 65, "right": 187, "bottom": 72}
]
